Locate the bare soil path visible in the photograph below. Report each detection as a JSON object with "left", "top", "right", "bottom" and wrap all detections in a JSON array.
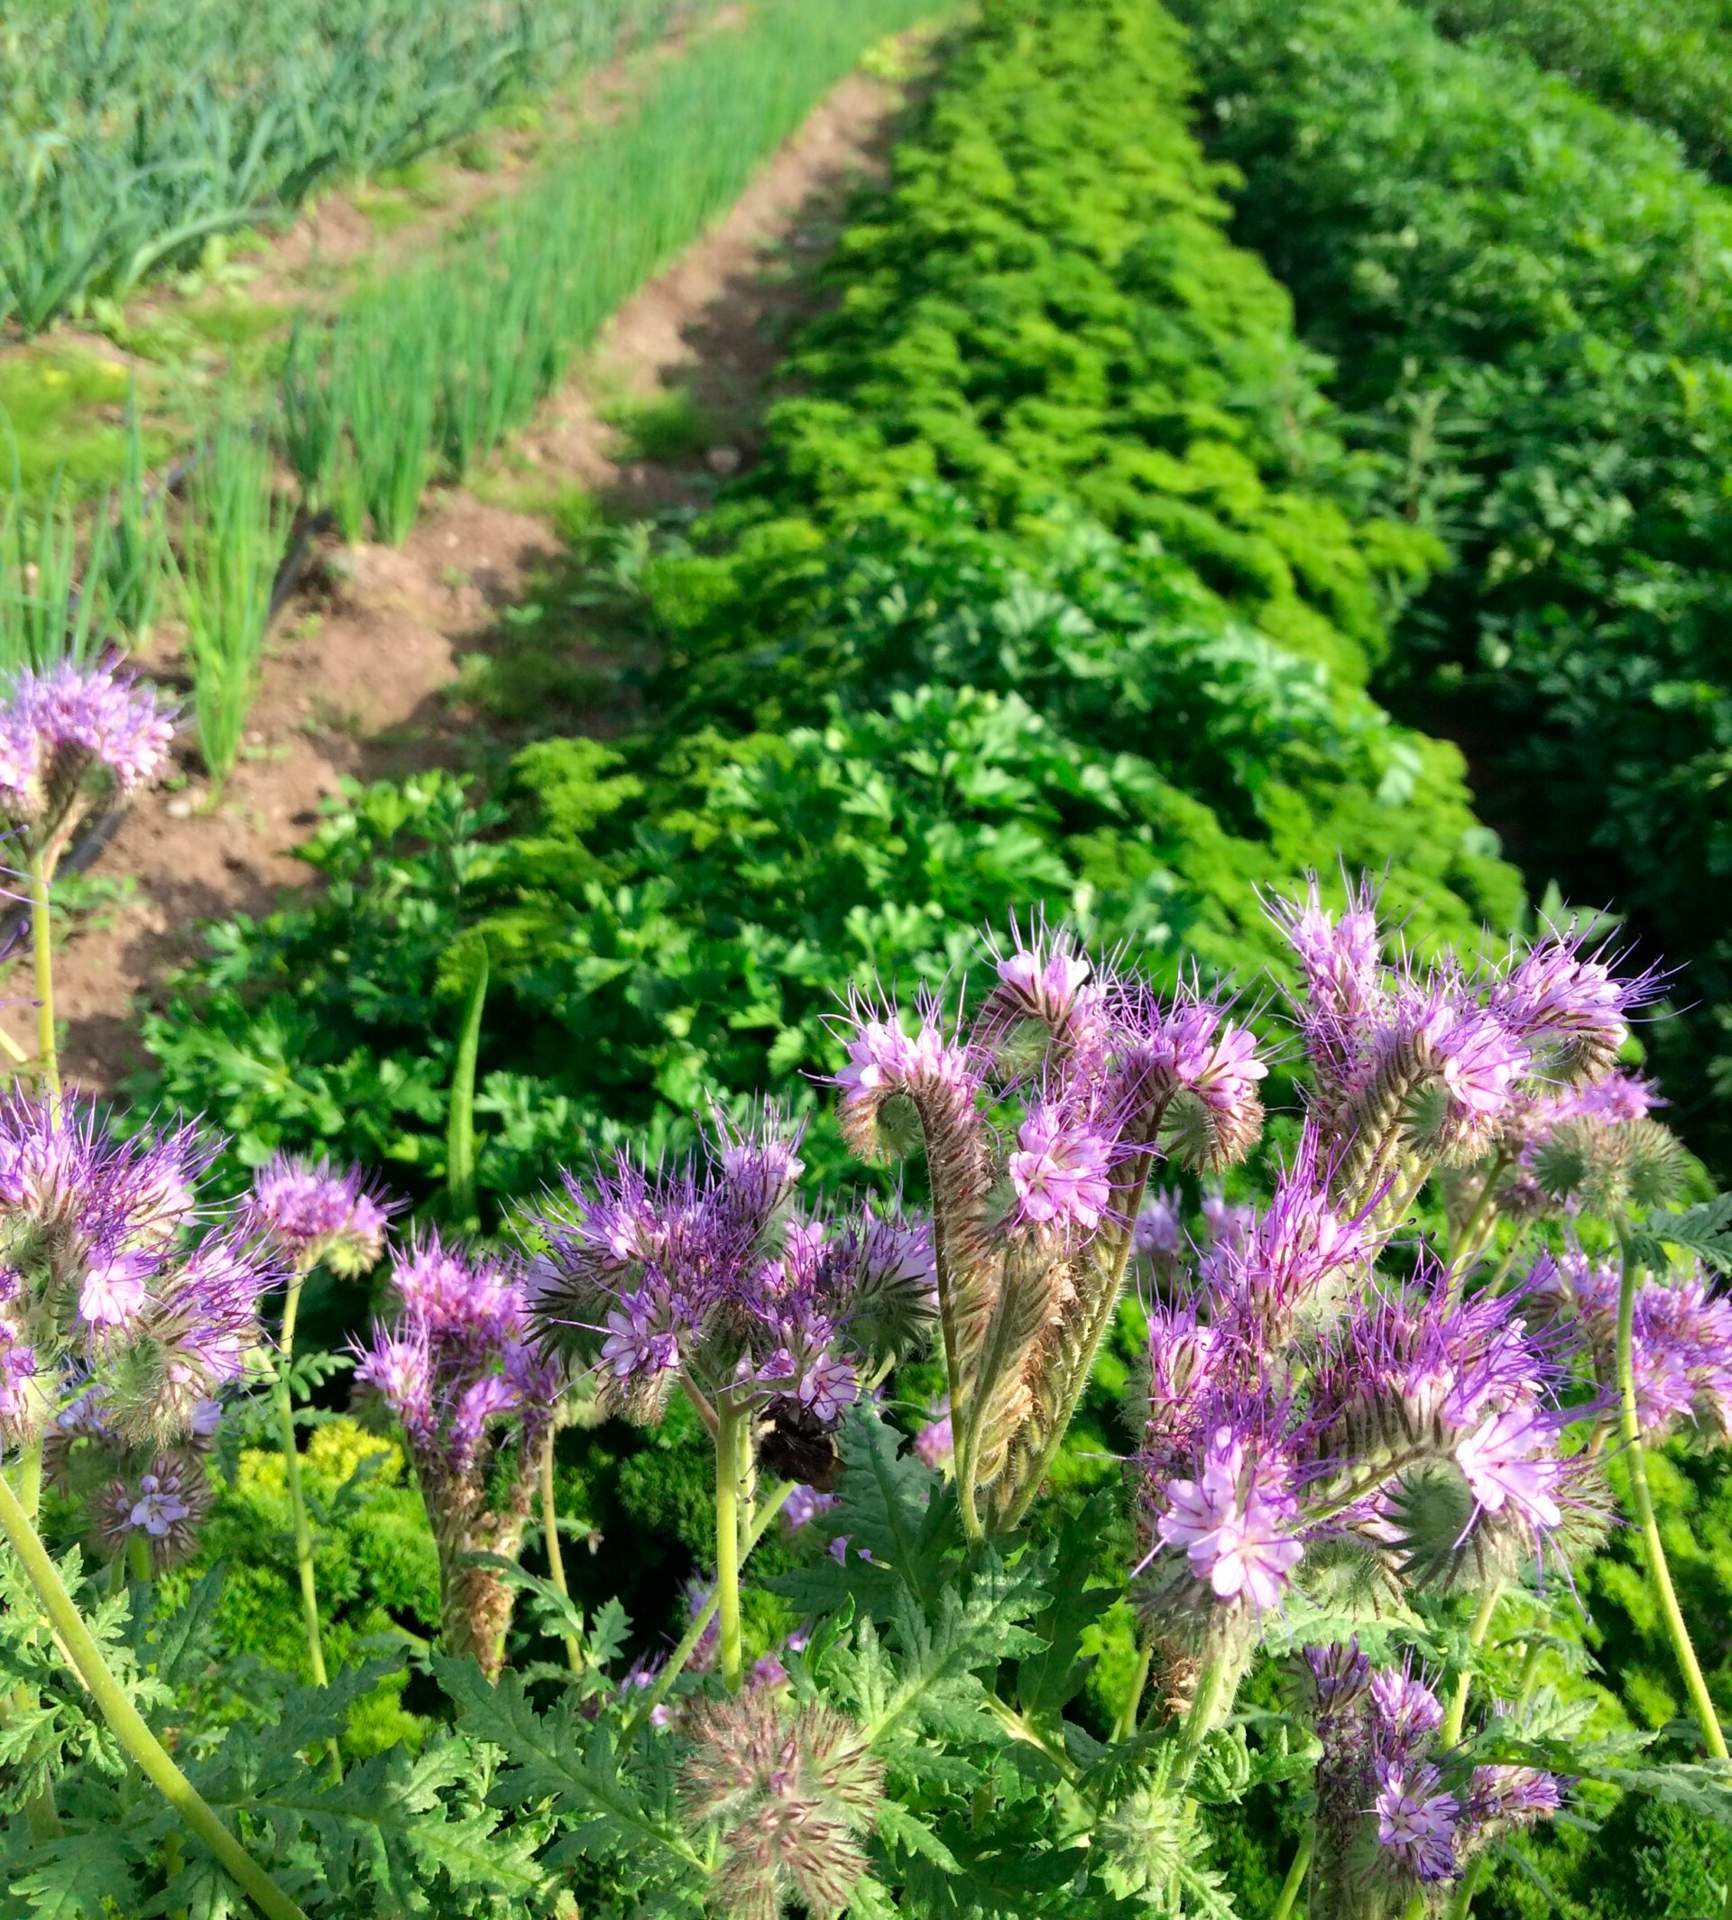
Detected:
[{"left": 30, "top": 63, "right": 913, "bottom": 1096}]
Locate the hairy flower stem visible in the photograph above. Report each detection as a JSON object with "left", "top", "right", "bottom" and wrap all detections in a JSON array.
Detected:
[
  {"left": 273, "top": 1267, "right": 329, "bottom": 1689},
  {"left": 1174, "top": 1653, "right": 1235, "bottom": 1789},
  {"left": 713, "top": 1396, "right": 750, "bottom": 1690},
  {"left": 28, "top": 847, "right": 59, "bottom": 1113},
  {"left": 272, "top": 1264, "right": 341, "bottom": 1781},
  {"left": 1113, "top": 1636, "right": 1154, "bottom": 1743},
  {"left": 1441, "top": 1582, "right": 1501, "bottom": 1751},
  {"left": 5, "top": 1440, "right": 61, "bottom": 1840},
  {"left": 1447, "top": 1150, "right": 1510, "bottom": 1290},
  {"left": 625, "top": 1482, "right": 792, "bottom": 1737},
  {"left": 1270, "top": 1828, "right": 1313, "bottom": 1920},
  {"left": 1615, "top": 1228, "right": 1730, "bottom": 1761},
  {"left": 539, "top": 1430, "right": 581, "bottom": 1676},
  {"left": 0, "top": 1470, "right": 309, "bottom": 1920}
]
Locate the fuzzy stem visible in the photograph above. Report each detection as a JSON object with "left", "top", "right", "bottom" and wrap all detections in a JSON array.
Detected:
[
  {"left": 1484, "top": 1237, "right": 1525, "bottom": 1299},
  {"left": 1174, "top": 1652, "right": 1235, "bottom": 1788},
  {"left": 1113, "top": 1635, "right": 1154, "bottom": 1744},
  {"left": 1271, "top": 1827, "right": 1314, "bottom": 1920},
  {"left": 273, "top": 1266, "right": 341, "bottom": 1782},
  {"left": 1615, "top": 1227, "right": 1729, "bottom": 1760},
  {"left": 539, "top": 1429, "right": 582, "bottom": 1676},
  {"left": 1441, "top": 1582, "right": 1501, "bottom": 1750},
  {"left": 127, "top": 1530, "right": 152, "bottom": 1587},
  {"left": 6, "top": 1439, "right": 60, "bottom": 1840},
  {"left": 273, "top": 1269, "right": 329, "bottom": 1691},
  {"left": 625, "top": 1482, "right": 791, "bottom": 1737},
  {"left": 1447, "top": 1150, "right": 1510, "bottom": 1286},
  {"left": 28, "top": 848, "right": 59, "bottom": 1112},
  {"left": 0, "top": 1470, "right": 308, "bottom": 1920},
  {"left": 713, "top": 1396, "right": 747, "bottom": 1690}
]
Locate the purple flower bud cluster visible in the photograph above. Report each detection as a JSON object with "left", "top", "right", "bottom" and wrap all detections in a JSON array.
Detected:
[
  {"left": 528, "top": 1106, "right": 933, "bottom": 1434},
  {"left": 1538, "top": 1249, "right": 1732, "bottom": 1441},
  {"left": 1303, "top": 1639, "right": 1560, "bottom": 1907},
  {"left": 354, "top": 1232, "right": 559, "bottom": 1487},
  {"left": 47, "top": 1380, "right": 222, "bottom": 1572},
  {"left": 248, "top": 1155, "right": 393, "bottom": 1278},
  {"left": 831, "top": 920, "right": 1267, "bottom": 1219},
  {"left": 1132, "top": 1134, "right": 1595, "bottom": 1646},
  {"left": 0, "top": 660, "right": 174, "bottom": 845},
  {"left": 0, "top": 1095, "right": 279, "bottom": 1449},
  {"left": 354, "top": 1231, "right": 562, "bottom": 1676},
  {"left": 1269, "top": 879, "right": 1659, "bottom": 1200}
]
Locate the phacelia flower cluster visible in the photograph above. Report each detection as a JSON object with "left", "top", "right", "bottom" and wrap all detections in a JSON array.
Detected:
[
  {"left": 0, "top": 659, "right": 175, "bottom": 847},
  {"left": 827, "top": 915, "right": 1267, "bottom": 1530},
  {"left": 1301, "top": 1641, "right": 1561, "bottom": 1916},
  {"left": 1268, "top": 878, "right": 1660, "bottom": 1222},
  {"left": 354, "top": 1232, "right": 561, "bottom": 1676},
  {"left": 48, "top": 1381, "right": 221, "bottom": 1573},
  {"left": 248, "top": 1155, "right": 393, "bottom": 1278},
  {"left": 1131, "top": 1132, "right": 1599, "bottom": 1682},
  {"left": 0, "top": 1093, "right": 280, "bottom": 1451},
  {"left": 1535, "top": 1248, "right": 1732, "bottom": 1442},
  {"left": 527, "top": 1106, "right": 935, "bottom": 1448}
]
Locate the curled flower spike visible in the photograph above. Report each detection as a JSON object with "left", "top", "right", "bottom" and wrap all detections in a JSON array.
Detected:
[
  {"left": 248, "top": 1155, "right": 394, "bottom": 1277},
  {"left": 1489, "top": 926, "right": 1662, "bottom": 1086},
  {"left": 1305, "top": 1640, "right": 1564, "bottom": 1908},
  {"left": 0, "top": 659, "right": 174, "bottom": 846}
]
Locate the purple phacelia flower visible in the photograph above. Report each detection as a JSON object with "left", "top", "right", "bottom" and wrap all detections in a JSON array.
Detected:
[
  {"left": 1007, "top": 1101, "right": 1114, "bottom": 1235},
  {"left": 249, "top": 1155, "right": 394, "bottom": 1276},
  {"left": 1374, "top": 1758, "right": 1460, "bottom": 1882},
  {"left": 914, "top": 1397, "right": 954, "bottom": 1470},
  {"left": 1153, "top": 1422, "right": 1303, "bottom": 1610},
  {"left": 0, "top": 660, "right": 174, "bottom": 840},
  {"left": 783, "top": 1483, "right": 838, "bottom": 1532},
  {"left": 1369, "top": 1661, "right": 1446, "bottom": 1756},
  {"left": 1466, "top": 1764, "right": 1563, "bottom": 1829}
]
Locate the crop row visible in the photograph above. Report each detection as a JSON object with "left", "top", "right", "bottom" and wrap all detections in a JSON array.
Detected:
[
  {"left": 1173, "top": 0, "right": 1732, "bottom": 1174},
  {"left": 1416, "top": 0, "right": 1732, "bottom": 179},
  {"left": 138, "top": 0, "right": 1522, "bottom": 1204},
  {"left": 0, "top": 0, "right": 942, "bottom": 792},
  {"left": 0, "top": 0, "right": 682, "bottom": 335}
]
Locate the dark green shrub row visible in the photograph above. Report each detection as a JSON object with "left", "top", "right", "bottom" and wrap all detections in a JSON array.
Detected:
[
  {"left": 1417, "top": 0, "right": 1732, "bottom": 180},
  {"left": 1171, "top": 0, "right": 1732, "bottom": 1171},
  {"left": 136, "top": 0, "right": 1519, "bottom": 1205}
]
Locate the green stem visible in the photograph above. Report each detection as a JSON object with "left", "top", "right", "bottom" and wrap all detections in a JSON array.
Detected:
[
  {"left": 0, "top": 1470, "right": 308, "bottom": 1920},
  {"left": 1174, "top": 1653, "right": 1235, "bottom": 1788},
  {"left": 539, "top": 1429, "right": 582, "bottom": 1676},
  {"left": 273, "top": 1270, "right": 328, "bottom": 1691},
  {"left": 1447, "top": 1149, "right": 1509, "bottom": 1289},
  {"left": 28, "top": 847, "right": 58, "bottom": 1111},
  {"left": 713, "top": 1397, "right": 746, "bottom": 1691},
  {"left": 981, "top": 1692, "right": 1078, "bottom": 1781},
  {"left": 6, "top": 1439, "right": 60, "bottom": 1839},
  {"left": 625, "top": 1482, "right": 791, "bottom": 1736},
  {"left": 1615, "top": 1227, "right": 1729, "bottom": 1760},
  {"left": 128, "top": 1530, "right": 152, "bottom": 1587},
  {"left": 1271, "top": 1828, "right": 1314, "bottom": 1920},
  {"left": 1113, "top": 1636, "right": 1153, "bottom": 1744},
  {"left": 1441, "top": 1582, "right": 1501, "bottom": 1751}
]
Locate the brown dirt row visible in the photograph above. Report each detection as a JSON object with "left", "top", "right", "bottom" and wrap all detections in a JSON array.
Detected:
[{"left": 27, "top": 66, "right": 907, "bottom": 1096}]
